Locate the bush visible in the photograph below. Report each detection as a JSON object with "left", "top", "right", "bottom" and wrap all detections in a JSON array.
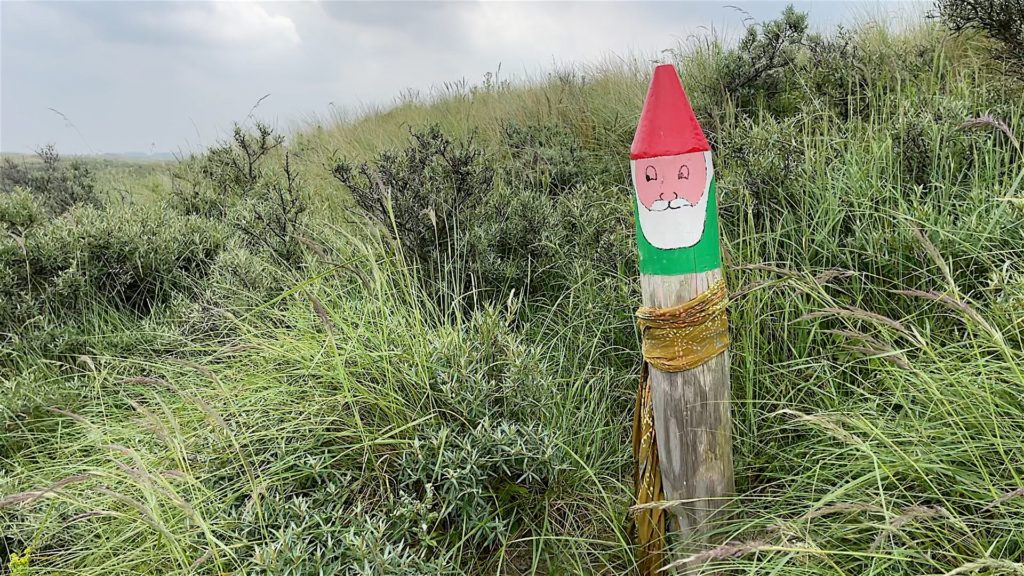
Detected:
[
  {"left": 207, "top": 241, "right": 290, "bottom": 309},
  {"left": 680, "top": 8, "right": 959, "bottom": 124},
  {"left": 803, "top": 28, "right": 866, "bottom": 119},
  {"left": 465, "top": 187, "right": 557, "bottom": 293},
  {"left": 715, "top": 115, "right": 805, "bottom": 229},
  {"left": 332, "top": 125, "right": 496, "bottom": 280},
  {"left": 500, "top": 121, "right": 585, "bottom": 196},
  {"left": 0, "top": 204, "right": 228, "bottom": 347},
  {"left": 243, "top": 486, "right": 454, "bottom": 575},
  {"left": 937, "top": 0, "right": 1024, "bottom": 72},
  {"left": 173, "top": 123, "right": 284, "bottom": 218},
  {"left": 334, "top": 125, "right": 634, "bottom": 305},
  {"left": 231, "top": 152, "right": 308, "bottom": 264},
  {"left": 718, "top": 6, "right": 809, "bottom": 114},
  {"left": 466, "top": 179, "right": 630, "bottom": 295},
  {"left": 172, "top": 123, "right": 308, "bottom": 264},
  {"left": 0, "top": 188, "right": 46, "bottom": 233},
  {"left": 1, "top": 146, "right": 100, "bottom": 215}
]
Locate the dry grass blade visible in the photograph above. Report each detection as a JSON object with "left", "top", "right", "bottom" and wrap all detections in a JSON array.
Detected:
[
  {"left": 912, "top": 227, "right": 954, "bottom": 289},
  {"left": 893, "top": 289, "right": 1000, "bottom": 339},
  {"left": 981, "top": 487, "right": 1024, "bottom": 512},
  {"left": 813, "top": 268, "right": 858, "bottom": 284},
  {"left": 296, "top": 235, "right": 374, "bottom": 289},
  {"left": 127, "top": 399, "right": 173, "bottom": 446},
  {"left": 102, "top": 443, "right": 136, "bottom": 456},
  {"left": 122, "top": 376, "right": 167, "bottom": 386},
  {"left": 95, "top": 487, "right": 176, "bottom": 540},
  {"left": 45, "top": 406, "right": 90, "bottom": 426},
  {"left": 0, "top": 473, "right": 93, "bottom": 509},
  {"left": 124, "top": 376, "right": 229, "bottom": 433},
  {"left": 823, "top": 328, "right": 911, "bottom": 369},
  {"left": 77, "top": 355, "right": 97, "bottom": 372},
  {"left": 64, "top": 510, "right": 117, "bottom": 525},
  {"left": 845, "top": 344, "right": 912, "bottom": 369},
  {"left": 189, "top": 550, "right": 213, "bottom": 571},
  {"left": 732, "top": 279, "right": 777, "bottom": 299},
  {"left": 166, "top": 359, "right": 217, "bottom": 381},
  {"left": 733, "top": 263, "right": 799, "bottom": 276},
  {"left": 961, "top": 115, "right": 1021, "bottom": 153},
  {"left": 870, "top": 505, "right": 951, "bottom": 550},
  {"left": 800, "top": 502, "right": 883, "bottom": 520},
  {"left": 218, "top": 342, "right": 259, "bottom": 354},
  {"left": 160, "top": 470, "right": 190, "bottom": 481},
  {"left": 307, "top": 291, "right": 336, "bottom": 336},
  {"left": 658, "top": 539, "right": 769, "bottom": 572},
  {"left": 773, "top": 409, "right": 863, "bottom": 445},
  {"left": 629, "top": 495, "right": 737, "bottom": 513},
  {"left": 941, "top": 558, "right": 1024, "bottom": 575},
  {"left": 799, "top": 306, "right": 912, "bottom": 337}
]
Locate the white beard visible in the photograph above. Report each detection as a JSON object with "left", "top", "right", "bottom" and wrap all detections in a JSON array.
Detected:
[{"left": 631, "top": 152, "right": 714, "bottom": 250}]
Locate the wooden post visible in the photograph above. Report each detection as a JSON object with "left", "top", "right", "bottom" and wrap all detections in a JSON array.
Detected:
[{"left": 630, "top": 64, "right": 734, "bottom": 573}]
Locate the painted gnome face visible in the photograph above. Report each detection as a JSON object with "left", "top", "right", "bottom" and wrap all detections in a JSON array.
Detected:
[
  {"left": 630, "top": 64, "right": 714, "bottom": 251},
  {"left": 631, "top": 151, "right": 713, "bottom": 249}
]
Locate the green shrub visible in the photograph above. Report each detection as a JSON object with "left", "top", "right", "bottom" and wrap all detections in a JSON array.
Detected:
[
  {"left": 243, "top": 486, "right": 454, "bottom": 575},
  {"left": 716, "top": 115, "right": 805, "bottom": 229},
  {"left": 937, "top": 0, "right": 1024, "bottom": 72},
  {"left": 500, "top": 121, "right": 585, "bottom": 196},
  {"left": 718, "top": 6, "right": 809, "bottom": 114},
  {"left": 172, "top": 123, "right": 308, "bottom": 264},
  {"left": 393, "top": 419, "right": 565, "bottom": 547},
  {"left": 28, "top": 205, "right": 226, "bottom": 311},
  {"left": 332, "top": 125, "right": 496, "bottom": 282},
  {"left": 465, "top": 187, "right": 557, "bottom": 293},
  {"left": 334, "top": 125, "right": 633, "bottom": 305},
  {"left": 0, "top": 204, "right": 228, "bottom": 347},
  {"left": 0, "top": 146, "right": 100, "bottom": 215},
  {"left": 803, "top": 28, "right": 867, "bottom": 119},
  {"left": 0, "top": 188, "right": 46, "bottom": 233},
  {"left": 207, "top": 241, "right": 289, "bottom": 309},
  {"left": 173, "top": 123, "right": 284, "bottom": 218},
  {"left": 230, "top": 153, "right": 308, "bottom": 264}
]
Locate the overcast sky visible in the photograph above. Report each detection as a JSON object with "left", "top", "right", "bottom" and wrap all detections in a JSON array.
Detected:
[{"left": 1, "top": 1, "right": 926, "bottom": 155}]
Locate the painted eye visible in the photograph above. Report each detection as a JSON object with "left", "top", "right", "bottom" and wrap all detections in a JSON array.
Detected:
[
  {"left": 645, "top": 165, "right": 657, "bottom": 182},
  {"left": 678, "top": 165, "right": 689, "bottom": 180}
]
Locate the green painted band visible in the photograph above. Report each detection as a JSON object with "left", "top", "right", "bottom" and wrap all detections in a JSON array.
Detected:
[{"left": 635, "top": 177, "right": 721, "bottom": 275}]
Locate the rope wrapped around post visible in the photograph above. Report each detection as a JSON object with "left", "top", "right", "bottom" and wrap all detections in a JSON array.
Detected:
[{"left": 632, "top": 278, "right": 730, "bottom": 575}]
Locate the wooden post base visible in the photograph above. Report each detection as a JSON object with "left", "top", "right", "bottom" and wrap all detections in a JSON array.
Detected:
[{"left": 640, "top": 268, "right": 734, "bottom": 568}]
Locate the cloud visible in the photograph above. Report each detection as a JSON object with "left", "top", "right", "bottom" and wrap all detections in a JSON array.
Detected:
[
  {"left": 27, "top": 1, "right": 300, "bottom": 50},
  {"left": 318, "top": 1, "right": 466, "bottom": 46},
  {"left": 153, "top": 2, "right": 300, "bottom": 49},
  {"left": 459, "top": 2, "right": 686, "bottom": 63},
  {"left": 1, "top": 0, "right": 887, "bottom": 154}
]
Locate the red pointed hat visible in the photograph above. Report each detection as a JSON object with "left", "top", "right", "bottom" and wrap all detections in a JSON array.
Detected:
[{"left": 630, "top": 64, "right": 709, "bottom": 160}]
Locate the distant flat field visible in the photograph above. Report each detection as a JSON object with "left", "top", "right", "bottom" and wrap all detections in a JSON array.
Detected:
[{"left": 1, "top": 153, "right": 176, "bottom": 204}]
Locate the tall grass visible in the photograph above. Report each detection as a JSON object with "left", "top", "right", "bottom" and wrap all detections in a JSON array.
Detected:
[{"left": 3, "top": 13, "right": 1023, "bottom": 576}]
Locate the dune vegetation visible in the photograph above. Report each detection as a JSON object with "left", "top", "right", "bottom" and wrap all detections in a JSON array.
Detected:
[{"left": 2, "top": 6, "right": 1023, "bottom": 575}]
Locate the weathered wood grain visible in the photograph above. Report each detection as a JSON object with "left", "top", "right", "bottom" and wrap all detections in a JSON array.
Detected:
[{"left": 640, "top": 267, "right": 733, "bottom": 568}]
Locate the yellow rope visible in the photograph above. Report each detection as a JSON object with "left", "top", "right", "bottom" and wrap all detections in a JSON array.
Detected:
[{"left": 632, "top": 278, "right": 729, "bottom": 575}]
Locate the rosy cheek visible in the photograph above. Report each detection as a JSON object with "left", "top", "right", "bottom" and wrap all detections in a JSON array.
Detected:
[
  {"left": 677, "top": 179, "right": 705, "bottom": 205},
  {"left": 634, "top": 179, "right": 662, "bottom": 209}
]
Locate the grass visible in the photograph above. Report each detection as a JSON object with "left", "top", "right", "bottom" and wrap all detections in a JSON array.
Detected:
[
  {"left": 0, "top": 153, "right": 174, "bottom": 206},
  {"left": 2, "top": 11, "right": 1024, "bottom": 576}
]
